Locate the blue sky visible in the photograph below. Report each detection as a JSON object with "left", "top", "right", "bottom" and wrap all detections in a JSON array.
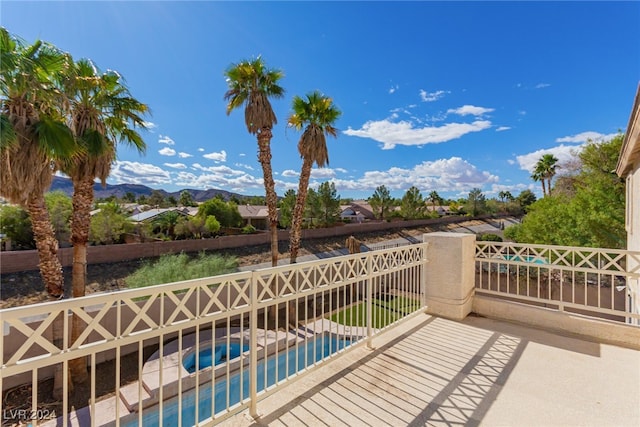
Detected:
[{"left": 3, "top": 1, "right": 639, "bottom": 200}]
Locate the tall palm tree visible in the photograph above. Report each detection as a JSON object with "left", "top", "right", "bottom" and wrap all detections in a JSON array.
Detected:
[
  {"left": 532, "top": 154, "right": 559, "bottom": 197},
  {"left": 539, "top": 153, "right": 559, "bottom": 196},
  {"left": 0, "top": 28, "right": 75, "bottom": 299},
  {"left": 531, "top": 167, "right": 546, "bottom": 197},
  {"left": 59, "top": 58, "right": 148, "bottom": 382},
  {"left": 287, "top": 91, "right": 341, "bottom": 263},
  {"left": 224, "top": 57, "right": 284, "bottom": 266}
]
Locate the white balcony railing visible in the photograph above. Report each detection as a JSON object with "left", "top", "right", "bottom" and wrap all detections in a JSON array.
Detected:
[
  {"left": 0, "top": 243, "right": 427, "bottom": 426},
  {"left": 475, "top": 242, "right": 640, "bottom": 324}
]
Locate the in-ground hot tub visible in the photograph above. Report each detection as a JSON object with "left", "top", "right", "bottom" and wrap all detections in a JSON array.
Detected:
[{"left": 182, "top": 340, "right": 249, "bottom": 373}]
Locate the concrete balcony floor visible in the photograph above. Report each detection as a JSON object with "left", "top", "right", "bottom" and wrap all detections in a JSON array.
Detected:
[{"left": 224, "top": 313, "right": 640, "bottom": 427}]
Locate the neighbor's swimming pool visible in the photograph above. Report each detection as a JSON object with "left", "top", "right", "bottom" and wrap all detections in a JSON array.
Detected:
[{"left": 124, "top": 334, "right": 354, "bottom": 426}]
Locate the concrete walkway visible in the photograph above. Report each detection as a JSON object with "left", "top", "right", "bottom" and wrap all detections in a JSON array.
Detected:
[{"left": 223, "top": 313, "right": 640, "bottom": 427}]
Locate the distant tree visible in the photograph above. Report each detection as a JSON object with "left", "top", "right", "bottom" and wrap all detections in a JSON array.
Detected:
[
  {"left": 175, "top": 216, "right": 206, "bottom": 239},
  {"left": 399, "top": 186, "right": 426, "bottom": 219},
  {"left": 369, "top": 185, "right": 393, "bottom": 220},
  {"left": 428, "top": 190, "right": 442, "bottom": 212},
  {"left": 137, "top": 194, "right": 148, "bottom": 205},
  {"left": 153, "top": 211, "right": 181, "bottom": 238},
  {"left": 516, "top": 189, "right": 537, "bottom": 211},
  {"left": 532, "top": 154, "right": 559, "bottom": 197},
  {"left": 205, "top": 215, "right": 221, "bottom": 235},
  {"left": 198, "top": 198, "right": 242, "bottom": 227},
  {"left": 89, "top": 203, "right": 132, "bottom": 245},
  {"left": 148, "top": 190, "right": 165, "bottom": 207},
  {"left": 166, "top": 196, "right": 178, "bottom": 207},
  {"left": 45, "top": 191, "right": 72, "bottom": 245},
  {"left": 466, "top": 188, "right": 486, "bottom": 216},
  {"left": 317, "top": 182, "right": 341, "bottom": 226},
  {"left": 305, "top": 188, "right": 322, "bottom": 227},
  {"left": 179, "top": 190, "right": 197, "bottom": 207},
  {"left": 122, "top": 192, "right": 136, "bottom": 203},
  {"left": 278, "top": 189, "right": 296, "bottom": 228},
  {"left": 0, "top": 204, "right": 34, "bottom": 249}
]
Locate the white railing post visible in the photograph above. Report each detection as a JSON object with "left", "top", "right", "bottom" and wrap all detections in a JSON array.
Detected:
[
  {"left": 366, "top": 252, "right": 374, "bottom": 350},
  {"left": 249, "top": 272, "right": 258, "bottom": 419},
  {"left": 422, "top": 242, "right": 429, "bottom": 309}
]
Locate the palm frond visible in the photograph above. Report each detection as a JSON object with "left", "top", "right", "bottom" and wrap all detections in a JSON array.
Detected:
[
  {"left": 0, "top": 114, "right": 17, "bottom": 150},
  {"left": 34, "top": 116, "right": 76, "bottom": 160}
]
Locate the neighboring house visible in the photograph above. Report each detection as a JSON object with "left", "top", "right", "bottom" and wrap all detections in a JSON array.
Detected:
[
  {"left": 127, "top": 207, "right": 190, "bottom": 223},
  {"left": 426, "top": 205, "right": 452, "bottom": 216},
  {"left": 237, "top": 205, "right": 272, "bottom": 230},
  {"left": 616, "top": 82, "right": 640, "bottom": 325},
  {"left": 340, "top": 200, "right": 378, "bottom": 222},
  {"left": 340, "top": 205, "right": 366, "bottom": 223}
]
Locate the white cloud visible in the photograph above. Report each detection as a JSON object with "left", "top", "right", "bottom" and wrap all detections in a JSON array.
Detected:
[
  {"left": 235, "top": 163, "right": 254, "bottom": 171},
  {"left": 556, "top": 131, "right": 619, "bottom": 144},
  {"left": 419, "top": 89, "right": 447, "bottom": 102},
  {"left": 163, "top": 163, "right": 187, "bottom": 169},
  {"left": 496, "top": 126, "right": 511, "bottom": 132},
  {"left": 158, "top": 135, "right": 175, "bottom": 145},
  {"left": 328, "top": 157, "right": 498, "bottom": 193},
  {"left": 197, "top": 148, "right": 205, "bottom": 152},
  {"left": 281, "top": 169, "right": 299, "bottom": 178},
  {"left": 388, "top": 85, "right": 399, "bottom": 94},
  {"left": 203, "top": 150, "right": 227, "bottom": 162},
  {"left": 514, "top": 145, "right": 581, "bottom": 172},
  {"left": 311, "top": 168, "right": 338, "bottom": 179},
  {"left": 334, "top": 167, "right": 348, "bottom": 174},
  {"left": 178, "top": 152, "right": 193, "bottom": 158},
  {"left": 174, "top": 170, "right": 263, "bottom": 192},
  {"left": 109, "top": 161, "right": 172, "bottom": 186},
  {"left": 239, "top": 153, "right": 246, "bottom": 157},
  {"left": 143, "top": 121, "right": 157, "bottom": 131},
  {"left": 535, "top": 83, "right": 551, "bottom": 89},
  {"left": 447, "top": 105, "right": 494, "bottom": 116},
  {"left": 343, "top": 119, "right": 492, "bottom": 149},
  {"left": 158, "top": 147, "right": 176, "bottom": 156}
]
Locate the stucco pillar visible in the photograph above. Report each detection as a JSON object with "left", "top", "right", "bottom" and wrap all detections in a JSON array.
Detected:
[{"left": 422, "top": 232, "right": 475, "bottom": 320}]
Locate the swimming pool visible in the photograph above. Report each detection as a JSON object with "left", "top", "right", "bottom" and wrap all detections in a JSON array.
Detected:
[
  {"left": 182, "top": 341, "right": 249, "bottom": 374},
  {"left": 125, "top": 334, "right": 354, "bottom": 426}
]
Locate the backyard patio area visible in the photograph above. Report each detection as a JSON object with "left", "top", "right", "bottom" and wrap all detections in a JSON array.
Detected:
[{"left": 223, "top": 313, "right": 640, "bottom": 427}]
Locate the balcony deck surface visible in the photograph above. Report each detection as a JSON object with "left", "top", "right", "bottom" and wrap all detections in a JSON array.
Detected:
[{"left": 224, "top": 313, "right": 640, "bottom": 427}]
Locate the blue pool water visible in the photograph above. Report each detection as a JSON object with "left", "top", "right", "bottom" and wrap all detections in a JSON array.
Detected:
[
  {"left": 127, "top": 335, "right": 353, "bottom": 426},
  {"left": 183, "top": 342, "right": 249, "bottom": 373}
]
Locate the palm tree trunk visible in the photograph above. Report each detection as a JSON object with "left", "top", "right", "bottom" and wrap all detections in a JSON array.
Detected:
[
  {"left": 541, "top": 181, "right": 546, "bottom": 197},
  {"left": 69, "top": 177, "right": 94, "bottom": 383},
  {"left": 27, "top": 192, "right": 67, "bottom": 398},
  {"left": 27, "top": 193, "right": 64, "bottom": 297},
  {"left": 257, "top": 128, "right": 279, "bottom": 267},
  {"left": 290, "top": 156, "right": 313, "bottom": 264},
  {"left": 547, "top": 178, "right": 552, "bottom": 196}
]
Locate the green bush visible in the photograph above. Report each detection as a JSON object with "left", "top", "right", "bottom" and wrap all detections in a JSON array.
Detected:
[
  {"left": 477, "top": 233, "right": 503, "bottom": 242},
  {"left": 241, "top": 224, "right": 257, "bottom": 234},
  {"left": 125, "top": 251, "right": 238, "bottom": 288}
]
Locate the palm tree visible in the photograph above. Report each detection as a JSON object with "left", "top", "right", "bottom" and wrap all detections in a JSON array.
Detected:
[
  {"left": 428, "top": 190, "right": 441, "bottom": 213},
  {"left": 0, "top": 28, "right": 75, "bottom": 299},
  {"left": 59, "top": 58, "right": 148, "bottom": 382},
  {"left": 531, "top": 167, "right": 546, "bottom": 197},
  {"left": 532, "top": 154, "right": 559, "bottom": 197},
  {"left": 287, "top": 91, "right": 341, "bottom": 263},
  {"left": 539, "top": 154, "right": 559, "bottom": 196},
  {"left": 224, "top": 57, "right": 284, "bottom": 267}
]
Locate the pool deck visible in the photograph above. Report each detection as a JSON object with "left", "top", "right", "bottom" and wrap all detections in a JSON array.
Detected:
[{"left": 222, "top": 313, "right": 640, "bottom": 427}]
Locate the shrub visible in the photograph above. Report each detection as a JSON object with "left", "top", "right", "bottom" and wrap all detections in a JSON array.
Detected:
[
  {"left": 477, "top": 233, "right": 503, "bottom": 242},
  {"left": 125, "top": 251, "right": 238, "bottom": 288},
  {"left": 241, "top": 224, "right": 257, "bottom": 234}
]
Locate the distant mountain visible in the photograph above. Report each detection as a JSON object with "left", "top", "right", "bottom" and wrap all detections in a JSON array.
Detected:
[{"left": 49, "top": 176, "right": 245, "bottom": 202}]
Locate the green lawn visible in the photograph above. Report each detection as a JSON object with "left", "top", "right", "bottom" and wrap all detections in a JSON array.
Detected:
[{"left": 329, "top": 295, "right": 421, "bottom": 328}]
